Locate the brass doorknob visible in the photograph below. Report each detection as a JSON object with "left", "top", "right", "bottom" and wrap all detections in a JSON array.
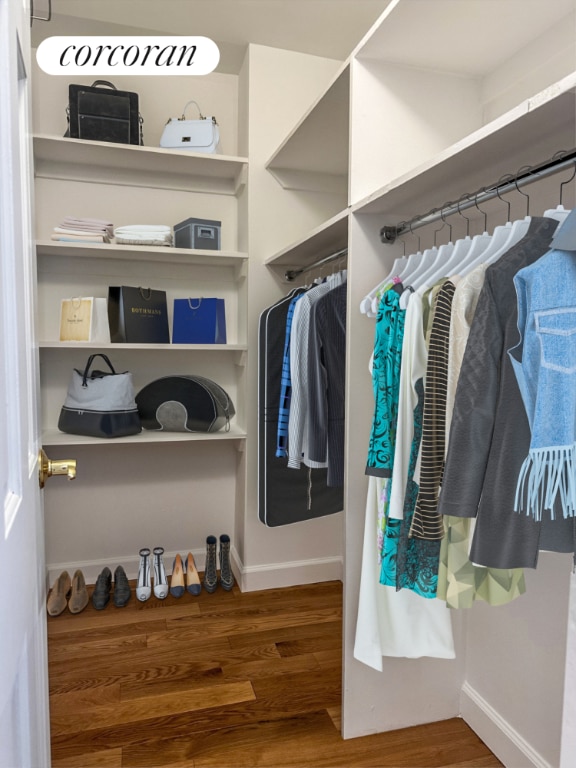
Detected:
[{"left": 39, "top": 449, "right": 77, "bottom": 488}]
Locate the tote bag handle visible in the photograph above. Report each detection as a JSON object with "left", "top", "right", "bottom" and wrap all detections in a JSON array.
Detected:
[{"left": 81, "top": 353, "right": 116, "bottom": 387}]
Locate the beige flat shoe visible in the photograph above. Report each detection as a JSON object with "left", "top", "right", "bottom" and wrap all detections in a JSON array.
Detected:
[
  {"left": 47, "top": 570, "right": 71, "bottom": 617},
  {"left": 68, "top": 569, "right": 89, "bottom": 614}
]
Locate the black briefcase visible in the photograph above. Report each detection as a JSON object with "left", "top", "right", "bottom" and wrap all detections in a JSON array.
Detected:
[{"left": 65, "top": 80, "right": 143, "bottom": 145}]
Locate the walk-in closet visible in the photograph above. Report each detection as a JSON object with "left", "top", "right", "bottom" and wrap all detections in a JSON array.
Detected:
[{"left": 2, "top": 0, "right": 576, "bottom": 766}]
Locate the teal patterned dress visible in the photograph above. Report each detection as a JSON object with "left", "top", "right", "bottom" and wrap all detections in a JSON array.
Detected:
[{"left": 365, "top": 285, "right": 405, "bottom": 556}]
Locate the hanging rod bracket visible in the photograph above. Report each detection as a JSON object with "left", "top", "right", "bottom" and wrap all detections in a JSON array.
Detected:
[{"left": 380, "top": 226, "right": 399, "bottom": 244}]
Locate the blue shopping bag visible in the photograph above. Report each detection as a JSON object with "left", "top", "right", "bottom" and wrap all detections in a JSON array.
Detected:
[{"left": 172, "top": 298, "right": 227, "bottom": 344}]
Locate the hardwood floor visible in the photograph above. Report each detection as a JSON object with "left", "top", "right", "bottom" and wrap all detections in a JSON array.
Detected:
[{"left": 47, "top": 579, "right": 503, "bottom": 768}]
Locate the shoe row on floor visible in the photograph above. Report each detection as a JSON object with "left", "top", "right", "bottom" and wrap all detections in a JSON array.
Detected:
[{"left": 46, "top": 534, "right": 235, "bottom": 617}]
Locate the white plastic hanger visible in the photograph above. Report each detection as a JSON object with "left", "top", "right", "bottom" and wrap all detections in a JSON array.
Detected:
[
  {"left": 543, "top": 157, "right": 576, "bottom": 223},
  {"left": 366, "top": 223, "right": 427, "bottom": 316},
  {"left": 359, "top": 254, "right": 407, "bottom": 314},
  {"left": 450, "top": 189, "right": 494, "bottom": 276},
  {"left": 409, "top": 208, "right": 455, "bottom": 291},
  {"left": 360, "top": 220, "right": 417, "bottom": 315},
  {"left": 472, "top": 174, "right": 533, "bottom": 269}
]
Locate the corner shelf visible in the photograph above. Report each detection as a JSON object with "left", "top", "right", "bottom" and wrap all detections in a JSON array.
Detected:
[
  {"left": 33, "top": 135, "right": 248, "bottom": 195},
  {"left": 265, "top": 64, "right": 350, "bottom": 195},
  {"left": 264, "top": 209, "right": 349, "bottom": 275}
]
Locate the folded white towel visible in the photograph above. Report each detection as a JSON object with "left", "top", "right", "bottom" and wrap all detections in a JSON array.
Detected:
[
  {"left": 114, "top": 225, "right": 172, "bottom": 235},
  {"left": 51, "top": 233, "right": 107, "bottom": 243}
]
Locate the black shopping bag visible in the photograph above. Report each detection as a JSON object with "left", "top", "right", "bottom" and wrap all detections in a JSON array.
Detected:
[
  {"left": 108, "top": 286, "right": 170, "bottom": 343},
  {"left": 172, "top": 298, "right": 227, "bottom": 344}
]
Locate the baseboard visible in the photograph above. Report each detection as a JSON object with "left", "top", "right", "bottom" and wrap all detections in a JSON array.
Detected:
[
  {"left": 236, "top": 554, "right": 343, "bottom": 592},
  {"left": 460, "top": 682, "right": 555, "bottom": 768}
]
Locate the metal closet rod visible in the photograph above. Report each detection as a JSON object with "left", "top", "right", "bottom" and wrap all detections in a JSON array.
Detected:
[
  {"left": 380, "top": 148, "right": 576, "bottom": 244},
  {"left": 284, "top": 247, "right": 348, "bottom": 282}
]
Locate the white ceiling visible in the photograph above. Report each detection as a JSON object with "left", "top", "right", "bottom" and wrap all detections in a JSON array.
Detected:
[{"left": 33, "top": 0, "right": 393, "bottom": 73}]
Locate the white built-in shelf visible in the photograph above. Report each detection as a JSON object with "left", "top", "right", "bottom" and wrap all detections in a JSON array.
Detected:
[
  {"left": 353, "top": 79, "right": 576, "bottom": 219},
  {"left": 42, "top": 425, "right": 247, "bottom": 447},
  {"left": 39, "top": 341, "right": 247, "bottom": 352},
  {"left": 353, "top": 0, "right": 575, "bottom": 75},
  {"left": 33, "top": 135, "right": 248, "bottom": 195},
  {"left": 35, "top": 239, "right": 248, "bottom": 268},
  {"left": 265, "top": 209, "right": 349, "bottom": 272},
  {"left": 265, "top": 63, "right": 350, "bottom": 195}
]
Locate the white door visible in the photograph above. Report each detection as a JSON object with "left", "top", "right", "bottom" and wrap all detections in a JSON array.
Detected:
[{"left": 0, "top": 0, "right": 51, "bottom": 765}]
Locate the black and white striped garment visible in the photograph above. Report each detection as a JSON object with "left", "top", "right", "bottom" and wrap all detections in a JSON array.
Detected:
[{"left": 410, "top": 279, "right": 458, "bottom": 540}]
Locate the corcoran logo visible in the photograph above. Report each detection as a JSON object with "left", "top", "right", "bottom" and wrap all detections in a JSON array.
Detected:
[{"left": 36, "top": 36, "right": 220, "bottom": 76}]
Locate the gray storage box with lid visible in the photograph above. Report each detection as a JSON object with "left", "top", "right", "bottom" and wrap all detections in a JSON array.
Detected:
[{"left": 174, "top": 217, "right": 221, "bottom": 250}]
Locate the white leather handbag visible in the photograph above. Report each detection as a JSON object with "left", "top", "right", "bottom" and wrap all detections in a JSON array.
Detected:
[{"left": 160, "top": 100, "right": 221, "bottom": 153}]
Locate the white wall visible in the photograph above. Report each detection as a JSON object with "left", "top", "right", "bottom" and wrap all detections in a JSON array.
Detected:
[{"left": 462, "top": 554, "right": 572, "bottom": 768}]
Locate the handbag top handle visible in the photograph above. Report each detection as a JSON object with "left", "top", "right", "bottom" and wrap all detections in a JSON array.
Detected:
[
  {"left": 81, "top": 353, "right": 116, "bottom": 387},
  {"left": 90, "top": 80, "right": 117, "bottom": 90},
  {"left": 181, "top": 100, "right": 206, "bottom": 121}
]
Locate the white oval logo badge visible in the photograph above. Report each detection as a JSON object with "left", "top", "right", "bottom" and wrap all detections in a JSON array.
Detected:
[{"left": 37, "top": 36, "right": 220, "bottom": 76}]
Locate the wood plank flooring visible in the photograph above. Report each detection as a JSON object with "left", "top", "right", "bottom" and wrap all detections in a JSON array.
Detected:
[{"left": 47, "top": 579, "right": 503, "bottom": 768}]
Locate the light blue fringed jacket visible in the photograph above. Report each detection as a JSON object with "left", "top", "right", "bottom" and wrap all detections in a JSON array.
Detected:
[{"left": 509, "top": 248, "right": 576, "bottom": 520}]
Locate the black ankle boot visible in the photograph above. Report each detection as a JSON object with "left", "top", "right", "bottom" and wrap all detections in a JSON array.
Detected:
[
  {"left": 219, "top": 534, "right": 235, "bottom": 591},
  {"left": 203, "top": 535, "right": 218, "bottom": 593}
]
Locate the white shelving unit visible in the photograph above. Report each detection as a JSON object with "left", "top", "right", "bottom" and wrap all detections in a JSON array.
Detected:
[
  {"left": 36, "top": 239, "right": 248, "bottom": 267},
  {"left": 33, "top": 135, "right": 248, "bottom": 195},
  {"left": 262, "top": 1, "right": 576, "bottom": 765},
  {"left": 34, "top": 77, "right": 250, "bottom": 581},
  {"left": 41, "top": 425, "right": 247, "bottom": 448}
]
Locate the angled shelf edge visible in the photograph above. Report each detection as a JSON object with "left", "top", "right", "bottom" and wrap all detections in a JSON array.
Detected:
[
  {"left": 351, "top": 76, "right": 576, "bottom": 218},
  {"left": 33, "top": 134, "right": 249, "bottom": 195},
  {"left": 265, "top": 63, "right": 350, "bottom": 192},
  {"left": 41, "top": 426, "right": 248, "bottom": 447},
  {"left": 265, "top": 209, "right": 349, "bottom": 271},
  {"left": 35, "top": 239, "right": 248, "bottom": 267}
]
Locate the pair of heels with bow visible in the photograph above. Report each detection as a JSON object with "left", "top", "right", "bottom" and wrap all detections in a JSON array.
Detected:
[{"left": 136, "top": 547, "right": 201, "bottom": 601}]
